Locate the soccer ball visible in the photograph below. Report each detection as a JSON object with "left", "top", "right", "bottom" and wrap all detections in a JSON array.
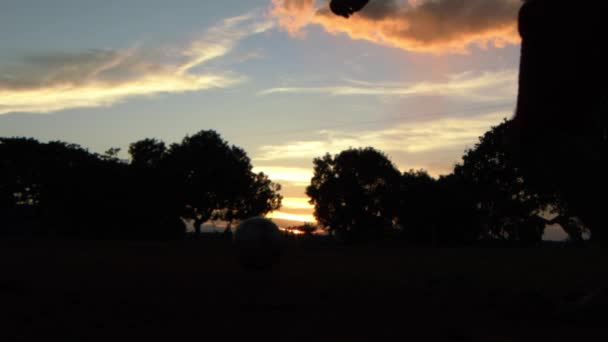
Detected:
[{"left": 234, "top": 217, "right": 283, "bottom": 270}]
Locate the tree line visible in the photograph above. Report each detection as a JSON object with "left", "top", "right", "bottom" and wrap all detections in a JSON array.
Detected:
[
  {"left": 0, "top": 130, "right": 282, "bottom": 239},
  {"left": 0, "top": 119, "right": 597, "bottom": 244},
  {"left": 307, "top": 119, "right": 590, "bottom": 245}
]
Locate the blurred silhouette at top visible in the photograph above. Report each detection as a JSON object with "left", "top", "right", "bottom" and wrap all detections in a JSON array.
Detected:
[
  {"left": 515, "top": 0, "right": 608, "bottom": 243},
  {"left": 330, "top": 0, "right": 370, "bottom": 18}
]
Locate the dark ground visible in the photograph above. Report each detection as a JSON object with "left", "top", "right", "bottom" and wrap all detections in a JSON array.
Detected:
[{"left": 1, "top": 239, "right": 606, "bottom": 341}]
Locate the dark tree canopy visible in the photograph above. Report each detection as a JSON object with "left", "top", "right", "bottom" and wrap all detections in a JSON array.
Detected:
[
  {"left": 396, "top": 169, "right": 438, "bottom": 242},
  {"left": 306, "top": 147, "right": 400, "bottom": 241},
  {"left": 0, "top": 137, "right": 144, "bottom": 238},
  {"left": 129, "top": 138, "right": 167, "bottom": 168},
  {"left": 454, "top": 119, "right": 557, "bottom": 244},
  {"left": 1, "top": 131, "right": 282, "bottom": 240},
  {"left": 433, "top": 174, "right": 483, "bottom": 244},
  {"left": 398, "top": 169, "right": 483, "bottom": 245},
  {"left": 162, "top": 130, "right": 281, "bottom": 235}
]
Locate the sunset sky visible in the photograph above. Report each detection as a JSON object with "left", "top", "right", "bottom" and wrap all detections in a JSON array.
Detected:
[{"left": 0, "top": 0, "right": 524, "bottom": 227}]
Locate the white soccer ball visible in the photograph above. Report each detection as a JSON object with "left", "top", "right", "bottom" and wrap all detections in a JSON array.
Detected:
[{"left": 234, "top": 217, "right": 283, "bottom": 270}]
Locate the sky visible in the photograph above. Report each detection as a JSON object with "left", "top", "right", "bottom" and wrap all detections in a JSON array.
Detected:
[{"left": 1, "top": 0, "right": 558, "bottom": 236}]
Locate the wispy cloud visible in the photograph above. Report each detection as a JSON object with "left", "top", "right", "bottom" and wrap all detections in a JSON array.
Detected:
[
  {"left": 270, "top": 0, "right": 520, "bottom": 54},
  {"left": 254, "top": 110, "right": 510, "bottom": 162},
  {"left": 253, "top": 166, "right": 314, "bottom": 186},
  {"left": 281, "top": 197, "right": 314, "bottom": 210},
  {"left": 259, "top": 69, "right": 517, "bottom": 100},
  {"left": 0, "top": 13, "right": 274, "bottom": 115}
]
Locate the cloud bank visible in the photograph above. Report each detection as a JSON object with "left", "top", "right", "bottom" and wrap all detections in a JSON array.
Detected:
[
  {"left": 0, "top": 13, "right": 274, "bottom": 115},
  {"left": 260, "top": 69, "right": 517, "bottom": 101},
  {"left": 271, "top": 0, "right": 521, "bottom": 53}
]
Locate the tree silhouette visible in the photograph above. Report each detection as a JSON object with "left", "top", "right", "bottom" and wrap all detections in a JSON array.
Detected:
[
  {"left": 128, "top": 138, "right": 184, "bottom": 239},
  {"left": 396, "top": 169, "right": 438, "bottom": 243},
  {"left": 211, "top": 171, "right": 282, "bottom": 232},
  {"left": 1, "top": 132, "right": 280, "bottom": 240},
  {"left": 162, "top": 131, "right": 244, "bottom": 235},
  {"left": 162, "top": 130, "right": 282, "bottom": 236},
  {"left": 129, "top": 138, "right": 167, "bottom": 168},
  {"left": 454, "top": 119, "right": 555, "bottom": 244},
  {"left": 0, "top": 137, "right": 136, "bottom": 238},
  {"left": 0, "top": 138, "right": 45, "bottom": 236},
  {"left": 306, "top": 147, "right": 400, "bottom": 241},
  {"left": 433, "top": 173, "right": 483, "bottom": 245}
]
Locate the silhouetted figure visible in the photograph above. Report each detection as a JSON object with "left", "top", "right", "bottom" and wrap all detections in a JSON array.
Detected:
[
  {"left": 515, "top": 0, "right": 608, "bottom": 243},
  {"left": 330, "top": 0, "right": 370, "bottom": 18}
]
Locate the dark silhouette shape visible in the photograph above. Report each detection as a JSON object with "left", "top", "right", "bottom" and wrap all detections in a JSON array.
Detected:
[
  {"left": 222, "top": 226, "right": 233, "bottom": 241},
  {"left": 128, "top": 138, "right": 167, "bottom": 168},
  {"left": 306, "top": 147, "right": 401, "bottom": 241},
  {"left": 397, "top": 169, "right": 481, "bottom": 246},
  {"left": 233, "top": 217, "right": 283, "bottom": 270},
  {"left": 0, "top": 137, "right": 184, "bottom": 239},
  {"left": 397, "top": 169, "right": 438, "bottom": 243},
  {"left": 433, "top": 173, "right": 483, "bottom": 245},
  {"left": 515, "top": 0, "right": 608, "bottom": 243},
  {"left": 330, "top": 0, "right": 370, "bottom": 18}
]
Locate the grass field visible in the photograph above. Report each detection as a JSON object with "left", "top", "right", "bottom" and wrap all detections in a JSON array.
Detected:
[{"left": 1, "top": 239, "right": 606, "bottom": 341}]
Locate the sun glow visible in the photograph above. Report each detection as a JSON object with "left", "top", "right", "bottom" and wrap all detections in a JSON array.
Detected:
[
  {"left": 280, "top": 227, "right": 305, "bottom": 235},
  {"left": 267, "top": 211, "right": 316, "bottom": 223},
  {"left": 252, "top": 166, "right": 313, "bottom": 186}
]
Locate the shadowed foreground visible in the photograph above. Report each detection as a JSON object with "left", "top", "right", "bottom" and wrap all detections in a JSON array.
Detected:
[{"left": 1, "top": 240, "right": 606, "bottom": 341}]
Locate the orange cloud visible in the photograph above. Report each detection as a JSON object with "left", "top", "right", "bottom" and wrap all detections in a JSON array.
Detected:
[{"left": 271, "top": 0, "right": 521, "bottom": 53}]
